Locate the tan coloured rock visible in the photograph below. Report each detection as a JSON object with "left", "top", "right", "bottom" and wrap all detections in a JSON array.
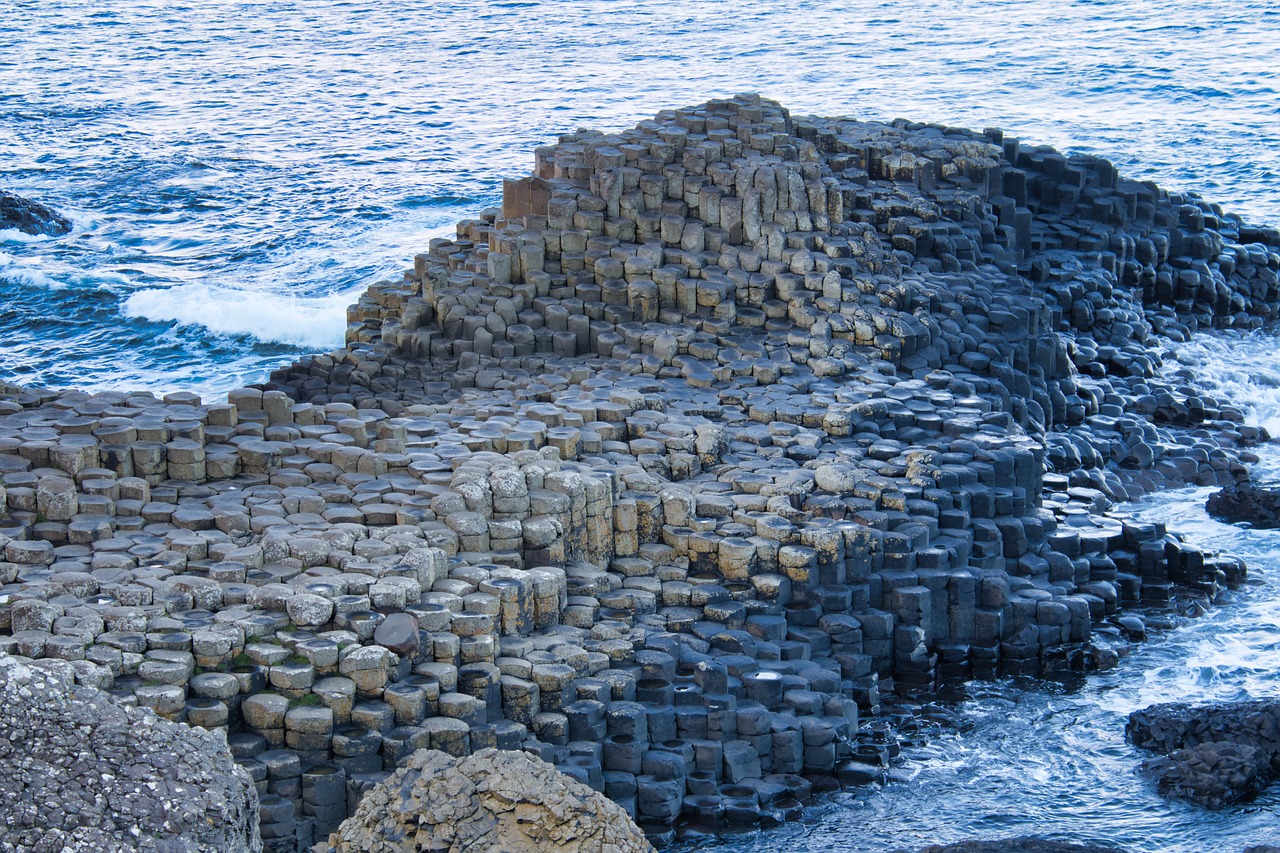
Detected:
[{"left": 323, "top": 748, "right": 654, "bottom": 853}]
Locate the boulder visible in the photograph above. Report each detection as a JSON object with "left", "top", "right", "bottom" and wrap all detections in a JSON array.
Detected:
[
  {"left": 1127, "top": 699, "right": 1280, "bottom": 758},
  {"left": 322, "top": 747, "right": 654, "bottom": 853},
  {"left": 1127, "top": 699, "right": 1280, "bottom": 807},
  {"left": 1206, "top": 481, "right": 1280, "bottom": 528},
  {"left": 0, "top": 653, "right": 261, "bottom": 852},
  {"left": 1137, "top": 741, "right": 1271, "bottom": 808},
  {"left": 0, "top": 190, "right": 72, "bottom": 236}
]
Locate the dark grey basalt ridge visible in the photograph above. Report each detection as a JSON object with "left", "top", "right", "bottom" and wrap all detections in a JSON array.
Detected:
[
  {"left": 1206, "top": 479, "right": 1280, "bottom": 528},
  {"left": 905, "top": 840, "right": 1129, "bottom": 853},
  {"left": 1127, "top": 699, "right": 1280, "bottom": 807},
  {"left": 1, "top": 95, "right": 1278, "bottom": 849},
  {"left": 0, "top": 189, "right": 72, "bottom": 237}
]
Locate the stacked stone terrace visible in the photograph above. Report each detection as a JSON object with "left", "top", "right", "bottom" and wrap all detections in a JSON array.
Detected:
[{"left": 2, "top": 95, "right": 1279, "bottom": 849}]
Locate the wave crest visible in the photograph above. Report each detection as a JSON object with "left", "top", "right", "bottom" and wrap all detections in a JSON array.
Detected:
[{"left": 122, "top": 283, "right": 355, "bottom": 348}]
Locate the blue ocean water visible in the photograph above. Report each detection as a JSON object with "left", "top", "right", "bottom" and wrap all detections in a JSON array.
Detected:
[{"left": 1, "top": 0, "right": 1278, "bottom": 395}]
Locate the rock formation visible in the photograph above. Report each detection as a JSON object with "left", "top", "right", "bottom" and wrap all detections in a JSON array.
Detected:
[
  {"left": 1206, "top": 479, "right": 1280, "bottom": 528},
  {"left": 0, "top": 95, "right": 1276, "bottom": 847},
  {"left": 910, "top": 841, "right": 1128, "bottom": 853},
  {"left": 320, "top": 747, "right": 654, "bottom": 852},
  {"left": 1127, "top": 699, "right": 1280, "bottom": 807},
  {"left": 0, "top": 653, "right": 261, "bottom": 852},
  {"left": 0, "top": 190, "right": 72, "bottom": 237}
]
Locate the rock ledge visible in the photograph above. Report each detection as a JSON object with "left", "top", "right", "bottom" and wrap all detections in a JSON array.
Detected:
[{"left": 1127, "top": 699, "right": 1280, "bottom": 808}]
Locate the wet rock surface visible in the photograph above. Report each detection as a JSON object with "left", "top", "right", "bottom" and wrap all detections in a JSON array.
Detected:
[
  {"left": 1137, "top": 741, "right": 1271, "bottom": 809},
  {"left": 0, "top": 189, "right": 72, "bottom": 237},
  {"left": 0, "top": 95, "right": 1276, "bottom": 848},
  {"left": 1206, "top": 480, "right": 1280, "bottom": 528},
  {"left": 320, "top": 747, "right": 655, "bottom": 852},
  {"left": 1127, "top": 699, "right": 1280, "bottom": 808},
  {"left": 907, "top": 840, "right": 1129, "bottom": 853},
  {"left": 0, "top": 653, "right": 261, "bottom": 852}
]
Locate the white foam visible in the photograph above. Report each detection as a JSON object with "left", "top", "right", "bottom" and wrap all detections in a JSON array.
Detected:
[
  {"left": 122, "top": 282, "right": 357, "bottom": 348},
  {"left": 0, "top": 252, "right": 64, "bottom": 290},
  {"left": 0, "top": 250, "right": 137, "bottom": 293},
  {"left": 1168, "top": 331, "right": 1280, "bottom": 437},
  {"left": 0, "top": 227, "right": 55, "bottom": 244}
]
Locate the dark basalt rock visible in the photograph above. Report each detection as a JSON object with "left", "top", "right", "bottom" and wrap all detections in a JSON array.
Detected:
[
  {"left": 908, "top": 839, "right": 1129, "bottom": 853},
  {"left": 373, "top": 611, "right": 421, "bottom": 657},
  {"left": 1127, "top": 699, "right": 1280, "bottom": 808},
  {"left": 1138, "top": 741, "right": 1271, "bottom": 808},
  {"left": 1206, "top": 480, "right": 1280, "bottom": 528},
  {"left": 0, "top": 189, "right": 72, "bottom": 236},
  {"left": 2, "top": 95, "right": 1278, "bottom": 847},
  {"left": 1128, "top": 699, "right": 1280, "bottom": 756}
]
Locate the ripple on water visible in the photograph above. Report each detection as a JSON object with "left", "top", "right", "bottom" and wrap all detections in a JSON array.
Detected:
[{"left": 2, "top": 0, "right": 1280, "bottom": 393}]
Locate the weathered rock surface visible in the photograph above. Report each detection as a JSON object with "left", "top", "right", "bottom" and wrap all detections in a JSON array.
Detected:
[
  {"left": 1137, "top": 741, "right": 1271, "bottom": 808},
  {"left": 322, "top": 747, "right": 655, "bottom": 853},
  {"left": 0, "top": 189, "right": 72, "bottom": 236},
  {"left": 1206, "top": 480, "right": 1280, "bottom": 528},
  {"left": 0, "top": 653, "right": 262, "bottom": 852},
  {"left": 1127, "top": 699, "right": 1280, "bottom": 756},
  {"left": 1127, "top": 699, "right": 1280, "bottom": 807}
]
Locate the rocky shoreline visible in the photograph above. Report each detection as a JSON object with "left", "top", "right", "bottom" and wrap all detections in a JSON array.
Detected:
[{"left": 2, "top": 94, "right": 1279, "bottom": 851}]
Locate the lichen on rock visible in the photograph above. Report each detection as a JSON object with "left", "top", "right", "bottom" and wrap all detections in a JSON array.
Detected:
[
  {"left": 0, "top": 653, "right": 262, "bottom": 852},
  {"left": 321, "top": 747, "right": 655, "bottom": 853}
]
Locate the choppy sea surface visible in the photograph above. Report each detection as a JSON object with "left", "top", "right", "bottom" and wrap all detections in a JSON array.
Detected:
[
  {"left": 2, "top": 0, "right": 1279, "bottom": 394},
  {"left": 4, "top": 2, "right": 1280, "bottom": 850}
]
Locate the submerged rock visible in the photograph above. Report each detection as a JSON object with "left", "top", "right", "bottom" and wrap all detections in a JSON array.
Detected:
[
  {"left": 910, "top": 840, "right": 1128, "bottom": 853},
  {"left": 1206, "top": 480, "right": 1280, "bottom": 528},
  {"left": 1127, "top": 699, "right": 1280, "bottom": 807},
  {"left": 321, "top": 747, "right": 655, "bottom": 853},
  {"left": 0, "top": 653, "right": 262, "bottom": 852},
  {"left": 0, "top": 189, "right": 72, "bottom": 236}
]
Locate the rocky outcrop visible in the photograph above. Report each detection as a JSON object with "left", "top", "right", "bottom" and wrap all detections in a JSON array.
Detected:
[
  {"left": 0, "top": 95, "right": 1274, "bottom": 845},
  {"left": 0, "top": 653, "right": 261, "bottom": 852},
  {"left": 908, "top": 841, "right": 1128, "bottom": 853},
  {"left": 1127, "top": 699, "right": 1280, "bottom": 807},
  {"left": 321, "top": 748, "right": 654, "bottom": 853},
  {"left": 1136, "top": 741, "right": 1271, "bottom": 808},
  {"left": 0, "top": 190, "right": 72, "bottom": 236},
  {"left": 1206, "top": 480, "right": 1280, "bottom": 528}
]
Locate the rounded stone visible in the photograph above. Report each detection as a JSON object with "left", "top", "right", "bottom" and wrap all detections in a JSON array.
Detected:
[{"left": 286, "top": 593, "right": 335, "bottom": 628}]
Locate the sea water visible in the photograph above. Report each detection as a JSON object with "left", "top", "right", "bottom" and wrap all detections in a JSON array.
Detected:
[{"left": 2, "top": 0, "right": 1278, "bottom": 394}]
